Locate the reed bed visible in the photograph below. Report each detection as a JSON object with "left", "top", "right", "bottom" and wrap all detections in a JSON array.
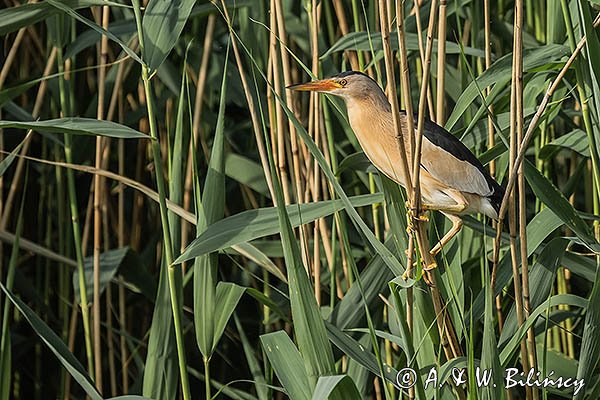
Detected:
[{"left": 0, "top": 0, "right": 599, "bottom": 399}]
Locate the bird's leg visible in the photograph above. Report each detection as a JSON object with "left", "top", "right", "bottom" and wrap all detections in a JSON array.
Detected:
[
  {"left": 421, "top": 203, "right": 468, "bottom": 214},
  {"left": 430, "top": 215, "right": 463, "bottom": 256},
  {"left": 405, "top": 201, "right": 429, "bottom": 234}
]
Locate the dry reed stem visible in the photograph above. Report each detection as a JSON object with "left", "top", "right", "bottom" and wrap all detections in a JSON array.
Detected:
[
  {"left": 0, "top": 48, "right": 57, "bottom": 229},
  {"left": 311, "top": 0, "right": 323, "bottom": 301},
  {"left": 331, "top": 0, "right": 360, "bottom": 70},
  {"left": 394, "top": 6, "right": 417, "bottom": 380},
  {"left": 411, "top": 0, "right": 464, "bottom": 363},
  {"left": 492, "top": 14, "right": 600, "bottom": 289},
  {"left": 91, "top": 5, "right": 110, "bottom": 390},
  {"left": 381, "top": 0, "right": 462, "bottom": 368},
  {"left": 271, "top": 0, "right": 292, "bottom": 206},
  {"left": 181, "top": 14, "right": 216, "bottom": 259},
  {"left": 412, "top": 0, "right": 435, "bottom": 120},
  {"left": 274, "top": 0, "right": 304, "bottom": 202},
  {"left": 483, "top": 0, "right": 505, "bottom": 333},
  {"left": 506, "top": 2, "right": 532, "bottom": 395},
  {"left": 217, "top": 0, "right": 277, "bottom": 202},
  {"left": 436, "top": 0, "right": 447, "bottom": 125},
  {"left": 116, "top": 88, "right": 129, "bottom": 393},
  {"left": 0, "top": 19, "right": 27, "bottom": 89}
]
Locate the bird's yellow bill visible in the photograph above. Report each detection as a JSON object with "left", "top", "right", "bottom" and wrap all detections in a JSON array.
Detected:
[{"left": 287, "top": 79, "right": 341, "bottom": 92}]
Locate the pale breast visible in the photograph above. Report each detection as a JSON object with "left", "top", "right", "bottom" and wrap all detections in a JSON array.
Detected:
[{"left": 347, "top": 102, "right": 410, "bottom": 187}]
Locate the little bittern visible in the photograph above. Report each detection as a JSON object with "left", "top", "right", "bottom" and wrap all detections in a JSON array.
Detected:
[{"left": 288, "top": 71, "right": 504, "bottom": 257}]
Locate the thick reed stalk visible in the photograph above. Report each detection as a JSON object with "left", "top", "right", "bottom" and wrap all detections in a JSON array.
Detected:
[
  {"left": 92, "top": 5, "right": 110, "bottom": 391},
  {"left": 331, "top": 0, "right": 360, "bottom": 69},
  {"left": 117, "top": 89, "right": 128, "bottom": 392},
  {"left": 493, "top": 14, "right": 600, "bottom": 285},
  {"left": 412, "top": 0, "right": 435, "bottom": 120},
  {"left": 274, "top": 0, "right": 305, "bottom": 204},
  {"left": 0, "top": 48, "right": 56, "bottom": 228},
  {"left": 270, "top": 0, "right": 292, "bottom": 205},
  {"left": 412, "top": 0, "right": 464, "bottom": 363},
  {"left": 507, "top": 3, "right": 532, "bottom": 397},
  {"left": 382, "top": 0, "right": 462, "bottom": 368},
  {"left": 56, "top": 46, "right": 95, "bottom": 379},
  {"left": 309, "top": 0, "right": 323, "bottom": 302},
  {"left": 395, "top": 2, "right": 416, "bottom": 373},
  {"left": 482, "top": 0, "right": 505, "bottom": 333},
  {"left": 181, "top": 14, "right": 216, "bottom": 259},
  {"left": 0, "top": 18, "right": 28, "bottom": 278},
  {"left": 219, "top": 0, "right": 276, "bottom": 202},
  {"left": 436, "top": 0, "right": 447, "bottom": 124},
  {"left": 131, "top": 3, "right": 191, "bottom": 399}
]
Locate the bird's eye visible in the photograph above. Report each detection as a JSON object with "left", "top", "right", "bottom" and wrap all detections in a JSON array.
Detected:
[{"left": 339, "top": 79, "right": 348, "bottom": 86}]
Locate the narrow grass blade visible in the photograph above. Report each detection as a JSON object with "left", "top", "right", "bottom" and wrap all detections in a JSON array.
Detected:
[
  {"left": 176, "top": 194, "right": 383, "bottom": 264},
  {"left": 322, "top": 31, "right": 485, "bottom": 58},
  {"left": 539, "top": 129, "right": 590, "bottom": 159},
  {"left": 0, "top": 0, "right": 126, "bottom": 36},
  {"left": 46, "top": 0, "right": 142, "bottom": 64},
  {"left": 329, "top": 238, "right": 395, "bottom": 329},
  {"left": 234, "top": 315, "right": 269, "bottom": 400},
  {"left": 524, "top": 159, "right": 599, "bottom": 252},
  {"left": 0, "top": 332, "right": 9, "bottom": 400},
  {"left": 270, "top": 172, "right": 337, "bottom": 384},
  {"left": 574, "top": 257, "right": 600, "bottom": 399},
  {"left": 0, "top": 283, "right": 102, "bottom": 400},
  {"left": 0, "top": 81, "right": 39, "bottom": 108},
  {"left": 480, "top": 257, "right": 504, "bottom": 400},
  {"left": 499, "top": 238, "right": 568, "bottom": 347},
  {"left": 0, "top": 118, "right": 148, "bottom": 139},
  {"left": 500, "top": 294, "right": 588, "bottom": 365},
  {"left": 64, "top": 18, "right": 137, "bottom": 59},
  {"left": 324, "top": 321, "right": 399, "bottom": 386},
  {"left": 446, "top": 44, "right": 569, "bottom": 130},
  {"left": 0, "top": 132, "right": 28, "bottom": 177},
  {"left": 0, "top": 182, "right": 26, "bottom": 400}
]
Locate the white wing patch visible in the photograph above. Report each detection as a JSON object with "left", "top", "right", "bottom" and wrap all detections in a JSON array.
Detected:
[{"left": 420, "top": 136, "right": 492, "bottom": 196}]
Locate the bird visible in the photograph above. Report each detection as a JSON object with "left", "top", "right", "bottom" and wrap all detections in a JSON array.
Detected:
[{"left": 288, "top": 70, "right": 504, "bottom": 261}]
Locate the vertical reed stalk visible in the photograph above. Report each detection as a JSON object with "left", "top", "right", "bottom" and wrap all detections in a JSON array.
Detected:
[
  {"left": 117, "top": 88, "right": 128, "bottom": 391},
  {"left": 395, "top": 6, "right": 416, "bottom": 387},
  {"left": 482, "top": 0, "right": 505, "bottom": 333},
  {"left": 412, "top": 0, "right": 435, "bottom": 119},
  {"left": 92, "top": 5, "right": 110, "bottom": 391},
  {"left": 55, "top": 46, "right": 95, "bottom": 378},
  {"left": 274, "top": 0, "right": 305, "bottom": 204},
  {"left": 436, "top": 0, "right": 447, "bottom": 124},
  {"left": 271, "top": 0, "right": 292, "bottom": 205},
  {"left": 331, "top": 0, "right": 360, "bottom": 69},
  {"left": 0, "top": 48, "right": 56, "bottom": 229},
  {"left": 131, "top": 3, "right": 191, "bottom": 399},
  {"left": 219, "top": 0, "right": 276, "bottom": 201},
  {"left": 507, "top": 2, "right": 533, "bottom": 398},
  {"left": 493, "top": 17, "right": 600, "bottom": 283},
  {"left": 383, "top": 0, "right": 462, "bottom": 369},
  {"left": 182, "top": 14, "right": 216, "bottom": 260}
]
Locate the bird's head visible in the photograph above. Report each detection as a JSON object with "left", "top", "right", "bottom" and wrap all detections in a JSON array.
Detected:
[{"left": 287, "top": 71, "right": 382, "bottom": 101}]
